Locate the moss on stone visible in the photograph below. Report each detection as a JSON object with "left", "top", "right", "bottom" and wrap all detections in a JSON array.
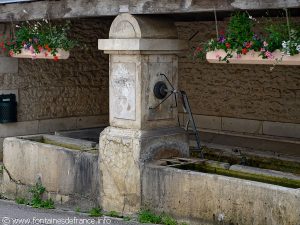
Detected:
[
  {"left": 41, "top": 138, "right": 83, "bottom": 151},
  {"left": 175, "top": 163, "right": 300, "bottom": 189},
  {"left": 196, "top": 147, "right": 300, "bottom": 175}
]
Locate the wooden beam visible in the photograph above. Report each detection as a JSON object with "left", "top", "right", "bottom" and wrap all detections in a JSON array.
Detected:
[{"left": 0, "top": 0, "right": 299, "bottom": 22}]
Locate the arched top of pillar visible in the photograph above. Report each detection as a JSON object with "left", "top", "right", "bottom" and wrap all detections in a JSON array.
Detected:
[{"left": 109, "top": 13, "right": 178, "bottom": 39}]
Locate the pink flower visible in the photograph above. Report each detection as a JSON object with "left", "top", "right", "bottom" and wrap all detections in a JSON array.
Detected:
[
  {"left": 260, "top": 48, "right": 265, "bottom": 52},
  {"left": 237, "top": 54, "right": 241, "bottom": 59},
  {"left": 263, "top": 41, "right": 268, "bottom": 47},
  {"left": 29, "top": 45, "right": 34, "bottom": 54},
  {"left": 265, "top": 51, "right": 273, "bottom": 59}
]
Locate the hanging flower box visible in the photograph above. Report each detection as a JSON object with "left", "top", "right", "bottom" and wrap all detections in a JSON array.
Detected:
[
  {"left": 206, "top": 49, "right": 300, "bottom": 65},
  {"left": 194, "top": 12, "right": 300, "bottom": 66},
  {"left": 0, "top": 19, "right": 77, "bottom": 61},
  {"left": 11, "top": 48, "right": 70, "bottom": 60}
]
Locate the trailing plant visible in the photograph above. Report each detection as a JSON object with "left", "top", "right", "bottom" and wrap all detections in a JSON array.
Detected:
[{"left": 0, "top": 19, "right": 77, "bottom": 61}]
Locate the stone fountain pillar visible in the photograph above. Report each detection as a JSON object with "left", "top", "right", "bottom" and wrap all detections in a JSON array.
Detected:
[{"left": 98, "top": 13, "right": 189, "bottom": 214}]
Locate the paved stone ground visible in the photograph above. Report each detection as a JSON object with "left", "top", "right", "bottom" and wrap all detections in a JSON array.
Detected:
[{"left": 0, "top": 199, "right": 143, "bottom": 225}]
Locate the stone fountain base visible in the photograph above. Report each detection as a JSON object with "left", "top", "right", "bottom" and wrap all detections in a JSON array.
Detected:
[{"left": 99, "top": 126, "right": 189, "bottom": 214}]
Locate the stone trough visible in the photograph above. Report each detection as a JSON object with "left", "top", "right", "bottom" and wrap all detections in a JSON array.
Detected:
[
  {"left": 142, "top": 158, "right": 300, "bottom": 225},
  {"left": 1, "top": 135, "right": 99, "bottom": 210}
]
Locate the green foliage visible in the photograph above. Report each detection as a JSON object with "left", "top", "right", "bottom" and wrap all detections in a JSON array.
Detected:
[
  {"left": 138, "top": 210, "right": 162, "bottom": 224},
  {"left": 15, "top": 183, "right": 55, "bottom": 209},
  {"left": 193, "top": 12, "right": 263, "bottom": 62},
  {"left": 75, "top": 207, "right": 81, "bottom": 213},
  {"left": 0, "top": 19, "right": 77, "bottom": 58},
  {"left": 89, "top": 207, "right": 103, "bottom": 217},
  {"left": 264, "top": 21, "right": 300, "bottom": 56},
  {"left": 193, "top": 11, "right": 300, "bottom": 62},
  {"left": 161, "top": 214, "right": 178, "bottom": 225},
  {"left": 226, "top": 12, "right": 255, "bottom": 51},
  {"left": 15, "top": 197, "right": 27, "bottom": 205},
  {"left": 265, "top": 23, "right": 289, "bottom": 52},
  {"left": 138, "top": 210, "right": 181, "bottom": 225},
  {"left": 123, "top": 216, "right": 131, "bottom": 221}
]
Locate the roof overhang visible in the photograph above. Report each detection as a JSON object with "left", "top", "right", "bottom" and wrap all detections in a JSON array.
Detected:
[{"left": 0, "top": 0, "right": 299, "bottom": 22}]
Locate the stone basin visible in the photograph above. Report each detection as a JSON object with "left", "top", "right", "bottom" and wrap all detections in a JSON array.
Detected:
[
  {"left": 143, "top": 158, "right": 300, "bottom": 225},
  {"left": 1, "top": 135, "right": 99, "bottom": 210}
]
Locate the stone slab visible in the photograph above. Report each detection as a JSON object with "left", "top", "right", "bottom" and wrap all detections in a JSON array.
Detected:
[
  {"left": 38, "top": 117, "right": 77, "bottom": 133},
  {"left": 42, "top": 134, "right": 97, "bottom": 149},
  {"left": 0, "top": 121, "right": 39, "bottom": 137},
  {"left": 0, "top": 57, "right": 18, "bottom": 73},
  {"left": 222, "top": 117, "right": 263, "bottom": 134},
  {"left": 98, "top": 39, "right": 188, "bottom": 51},
  {"left": 0, "top": 115, "right": 109, "bottom": 139},
  {"left": 263, "top": 121, "right": 300, "bottom": 139},
  {"left": 188, "top": 114, "right": 222, "bottom": 130},
  {"left": 76, "top": 115, "right": 108, "bottom": 129}
]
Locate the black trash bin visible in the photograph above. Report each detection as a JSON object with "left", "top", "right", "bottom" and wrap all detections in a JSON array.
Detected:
[{"left": 0, "top": 94, "right": 17, "bottom": 123}]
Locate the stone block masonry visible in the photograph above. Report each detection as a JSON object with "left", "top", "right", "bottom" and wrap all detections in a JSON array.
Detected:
[{"left": 176, "top": 20, "right": 300, "bottom": 125}]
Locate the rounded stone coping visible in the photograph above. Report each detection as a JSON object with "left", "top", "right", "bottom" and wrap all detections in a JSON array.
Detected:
[
  {"left": 109, "top": 13, "right": 178, "bottom": 39},
  {"left": 98, "top": 38, "right": 188, "bottom": 51}
]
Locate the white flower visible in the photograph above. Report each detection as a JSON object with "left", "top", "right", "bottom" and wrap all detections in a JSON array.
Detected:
[
  {"left": 282, "top": 41, "right": 287, "bottom": 48},
  {"left": 15, "top": 25, "right": 20, "bottom": 28},
  {"left": 248, "top": 15, "right": 257, "bottom": 21}
]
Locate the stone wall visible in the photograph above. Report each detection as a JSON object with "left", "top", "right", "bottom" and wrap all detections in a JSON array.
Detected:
[
  {"left": 176, "top": 20, "right": 300, "bottom": 124},
  {"left": 1, "top": 18, "right": 112, "bottom": 122}
]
